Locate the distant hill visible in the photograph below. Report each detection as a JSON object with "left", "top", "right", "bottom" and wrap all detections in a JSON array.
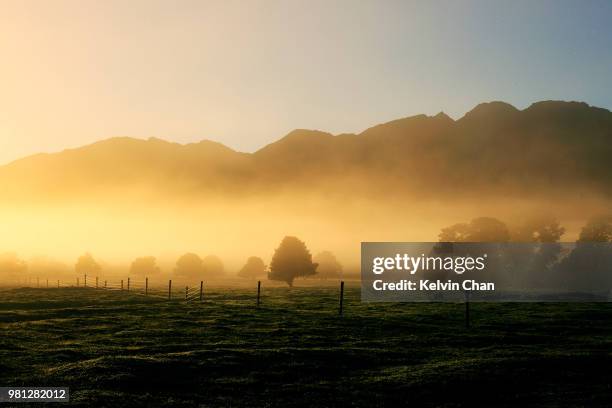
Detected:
[{"left": 1, "top": 100, "right": 611, "bottom": 202}]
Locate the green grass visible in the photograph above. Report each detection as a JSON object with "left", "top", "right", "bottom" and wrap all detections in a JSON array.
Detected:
[{"left": 1, "top": 286, "right": 612, "bottom": 407}]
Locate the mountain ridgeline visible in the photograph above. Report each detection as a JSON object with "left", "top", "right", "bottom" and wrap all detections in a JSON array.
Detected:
[{"left": 2, "top": 100, "right": 611, "bottom": 202}]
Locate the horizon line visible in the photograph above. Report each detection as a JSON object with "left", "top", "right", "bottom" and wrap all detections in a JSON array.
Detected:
[{"left": 2, "top": 98, "right": 607, "bottom": 166}]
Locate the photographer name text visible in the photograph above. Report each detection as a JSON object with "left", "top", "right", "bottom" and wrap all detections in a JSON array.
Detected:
[{"left": 372, "top": 279, "right": 494, "bottom": 291}]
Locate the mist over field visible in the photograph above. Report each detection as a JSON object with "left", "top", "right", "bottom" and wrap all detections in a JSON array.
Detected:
[{"left": 0, "top": 100, "right": 611, "bottom": 278}]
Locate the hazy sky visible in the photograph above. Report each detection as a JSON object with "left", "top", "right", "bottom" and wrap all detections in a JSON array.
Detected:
[{"left": 1, "top": 0, "right": 611, "bottom": 164}]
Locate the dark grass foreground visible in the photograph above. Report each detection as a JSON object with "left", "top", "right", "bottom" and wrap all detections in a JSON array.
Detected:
[{"left": 1, "top": 287, "right": 611, "bottom": 407}]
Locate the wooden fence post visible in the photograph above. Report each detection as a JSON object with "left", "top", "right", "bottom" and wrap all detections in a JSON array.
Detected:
[
  {"left": 96, "top": 276, "right": 98, "bottom": 288},
  {"left": 77, "top": 277, "right": 79, "bottom": 287},
  {"left": 121, "top": 279, "right": 124, "bottom": 291},
  {"left": 185, "top": 286, "right": 188, "bottom": 301},
  {"left": 127, "top": 277, "right": 130, "bottom": 292},
  {"left": 339, "top": 281, "right": 345, "bottom": 316},
  {"left": 257, "top": 280, "right": 261, "bottom": 308},
  {"left": 46, "top": 279, "right": 48, "bottom": 288},
  {"left": 84, "top": 274, "right": 87, "bottom": 287},
  {"left": 199, "top": 281, "right": 203, "bottom": 302},
  {"left": 104, "top": 280, "right": 107, "bottom": 289},
  {"left": 145, "top": 277, "right": 148, "bottom": 296},
  {"left": 168, "top": 280, "right": 172, "bottom": 300}
]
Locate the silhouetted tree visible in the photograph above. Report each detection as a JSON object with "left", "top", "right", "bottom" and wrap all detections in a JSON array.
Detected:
[
  {"left": 269, "top": 236, "right": 318, "bottom": 287},
  {"left": 0, "top": 252, "right": 27, "bottom": 276},
  {"left": 237, "top": 256, "right": 266, "bottom": 279},
  {"left": 438, "top": 217, "right": 510, "bottom": 242},
  {"left": 554, "top": 217, "right": 612, "bottom": 292},
  {"left": 466, "top": 217, "right": 510, "bottom": 242},
  {"left": 438, "top": 223, "right": 471, "bottom": 242},
  {"left": 507, "top": 217, "right": 566, "bottom": 287},
  {"left": 313, "top": 251, "right": 343, "bottom": 280},
  {"left": 436, "top": 217, "right": 509, "bottom": 287},
  {"left": 511, "top": 216, "right": 565, "bottom": 243},
  {"left": 75, "top": 253, "right": 101, "bottom": 276},
  {"left": 578, "top": 216, "right": 612, "bottom": 242},
  {"left": 130, "top": 256, "right": 160, "bottom": 276},
  {"left": 202, "top": 255, "right": 225, "bottom": 278},
  {"left": 174, "top": 253, "right": 205, "bottom": 279}
]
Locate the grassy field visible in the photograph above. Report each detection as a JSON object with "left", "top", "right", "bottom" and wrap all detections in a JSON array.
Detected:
[{"left": 1, "top": 286, "right": 612, "bottom": 407}]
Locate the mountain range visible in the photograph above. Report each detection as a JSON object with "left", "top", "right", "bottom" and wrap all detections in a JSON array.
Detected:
[{"left": 2, "top": 100, "right": 611, "bottom": 202}]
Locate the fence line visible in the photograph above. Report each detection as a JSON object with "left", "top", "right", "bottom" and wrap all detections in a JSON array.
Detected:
[
  {"left": 92, "top": 276, "right": 207, "bottom": 303},
  {"left": 6, "top": 276, "right": 349, "bottom": 316}
]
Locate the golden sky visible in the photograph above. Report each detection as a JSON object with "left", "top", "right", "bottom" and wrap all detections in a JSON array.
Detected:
[{"left": 1, "top": 0, "right": 611, "bottom": 164}]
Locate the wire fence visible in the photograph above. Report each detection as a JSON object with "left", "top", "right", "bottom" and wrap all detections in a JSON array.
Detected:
[
  {"left": 10, "top": 275, "right": 203, "bottom": 298},
  {"left": 52, "top": 275, "right": 236, "bottom": 303},
  {"left": 5, "top": 274, "right": 348, "bottom": 316},
  {"left": 85, "top": 276, "right": 206, "bottom": 302}
]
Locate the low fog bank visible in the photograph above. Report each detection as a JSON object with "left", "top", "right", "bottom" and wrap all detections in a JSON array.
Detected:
[{"left": 0, "top": 189, "right": 610, "bottom": 285}]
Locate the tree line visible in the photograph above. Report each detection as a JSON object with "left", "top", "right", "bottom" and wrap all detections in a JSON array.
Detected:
[
  {"left": 2, "top": 216, "right": 610, "bottom": 287},
  {"left": 2, "top": 236, "right": 343, "bottom": 287},
  {"left": 433, "top": 215, "right": 612, "bottom": 293},
  {"left": 436, "top": 215, "right": 612, "bottom": 243}
]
